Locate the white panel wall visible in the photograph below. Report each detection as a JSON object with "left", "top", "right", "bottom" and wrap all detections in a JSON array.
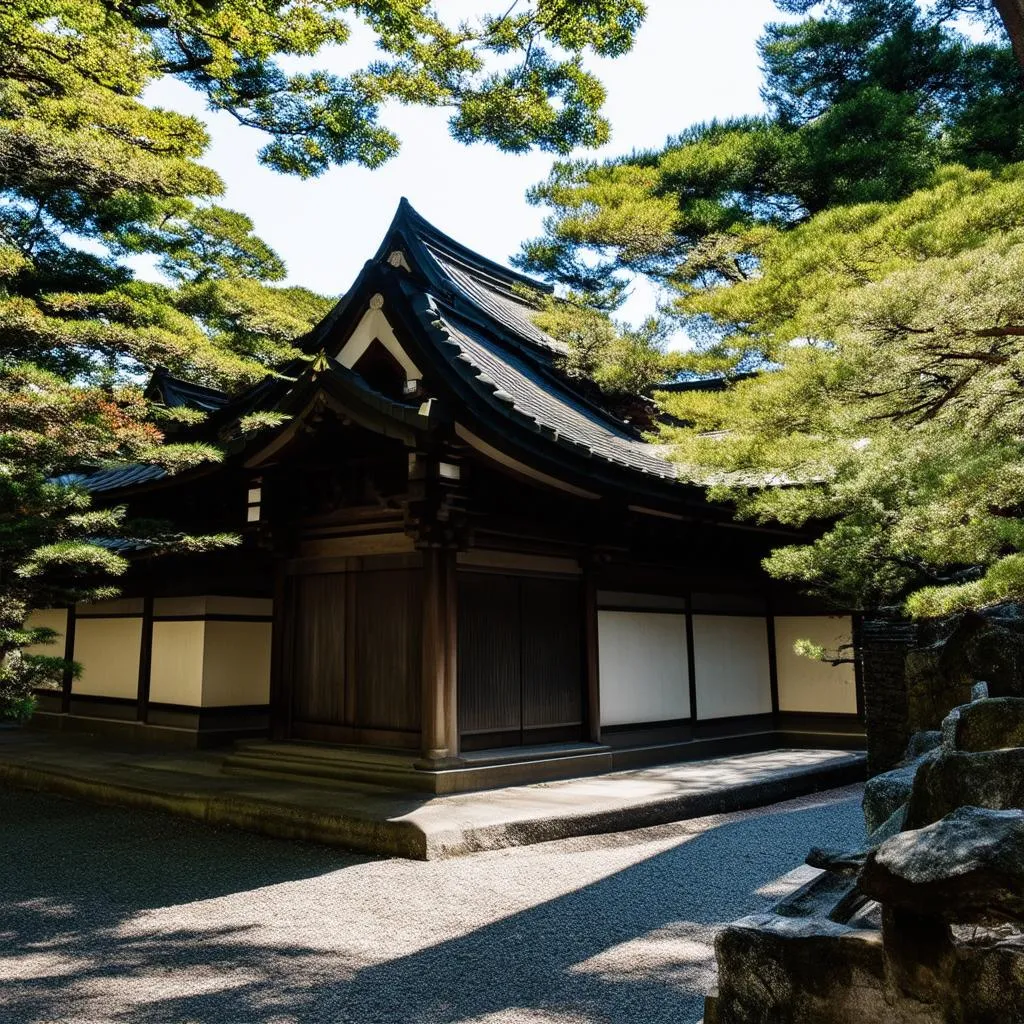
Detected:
[
  {"left": 598, "top": 611, "right": 690, "bottom": 726},
  {"left": 202, "top": 620, "right": 272, "bottom": 706},
  {"left": 22, "top": 609, "right": 67, "bottom": 657},
  {"left": 149, "top": 620, "right": 206, "bottom": 706},
  {"left": 73, "top": 618, "right": 143, "bottom": 699},
  {"left": 775, "top": 615, "right": 857, "bottom": 713},
  {"left": 692, "top": 615, "right": 772, "bottom": 720}
]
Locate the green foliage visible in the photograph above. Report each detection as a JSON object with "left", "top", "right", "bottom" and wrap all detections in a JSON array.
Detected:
[
  {"left": 0, "top": 0, "right": 334, "bottom": 718},
  {"left": 530, "top": 291, "right": 683, "bottom": 395},
  {"left": 3, "top": 0, "right": 643, "bottom": 182},
  {"left": 659, "top": 165, "right": 1024, "bottom": 614},
  {"left": 516, "top": 0, "right": 1024, "bottom": 302},
  {"left": 514, "top": 0, "right": 1024, "bottom": 618}
]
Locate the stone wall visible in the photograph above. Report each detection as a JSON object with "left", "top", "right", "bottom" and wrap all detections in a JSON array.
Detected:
[{"left": 860, "top": 618, "right": 918, "bottom": 776}]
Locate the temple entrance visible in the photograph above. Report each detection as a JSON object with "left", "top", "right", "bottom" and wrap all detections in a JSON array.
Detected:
[
  {"left": 457, "top": 571, "right": 584, "bottom": 751},
  {"left": 284, "top": 567, "right": 423, "bottom": 748}
]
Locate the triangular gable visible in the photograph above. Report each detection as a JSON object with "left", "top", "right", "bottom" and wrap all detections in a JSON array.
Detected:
[{"left": 335, "top": 292, "right": 422, "bottom": 387}]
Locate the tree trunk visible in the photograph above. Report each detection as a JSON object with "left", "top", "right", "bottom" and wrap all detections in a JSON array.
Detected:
[{"left": 993, "top": 0, "right": 1024, "bottom": 72}]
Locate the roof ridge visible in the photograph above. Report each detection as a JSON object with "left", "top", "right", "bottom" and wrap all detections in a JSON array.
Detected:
[{"left": 393, "top": 197, "right": 554, "bottom": 295}]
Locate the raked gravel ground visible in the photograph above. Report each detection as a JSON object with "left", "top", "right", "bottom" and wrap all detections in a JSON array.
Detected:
[{"left": 0, "top": 782, "right": 865, "bottom": 1024}]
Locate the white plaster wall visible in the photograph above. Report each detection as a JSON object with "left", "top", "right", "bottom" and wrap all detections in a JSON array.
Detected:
[
  {"left": 598, "top": 611, "right": 690, "bottom": 726},
  {"left": 201, "top": 620, "right": 272, "bottom": 706},
  {"left": 692, "top": 615, "right": 772, "bottom": 720},
  {"left": 22, "top": 608, "right": 67, "bottom": 657},
  {"left": 149, "top": 620, "right": 205, "bottom": 706},
  {"left": 72, "top": 618, "right": 142, "bottom": 698},
  {"left": 775, "top": 615, "right": 857, "bottom": 713}
]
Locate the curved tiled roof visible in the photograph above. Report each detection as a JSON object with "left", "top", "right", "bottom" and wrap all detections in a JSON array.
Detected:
[
  {"left": 422, "top": 244, "right": 568, "bottom": 357},
  {"left": 434, "top": 313, "right": 676, "bottom": 480}
]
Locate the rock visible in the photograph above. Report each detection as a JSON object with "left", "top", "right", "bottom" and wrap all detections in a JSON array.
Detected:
[
  {"left": 860, "top": 807, "right": 1024, "bottom": 925},
  {"left": 905, "top": 748, "right": 1024, "bottom": 829},
  {"left": 938, "top": 612, "right": 1024, "bottom": 702},
  {"left": 905, "top": 644, "right": 970, "bottom": 740},
  {"left": 941, "top": 705, "right": 963, "bottom": 752},
  {"left": 711, "top": 913, "right": 907, "bottom": 1024},
  {"left": 806, "top": 846, "right": 867, "bottom": 876},
  {"left": 972, "top": 680, "right": 991, "bottom": 701},
  {"left": 868, "top": 803, "right": 907, "bottom": 844},
  {"left": 904, "top": 730, "right": 942, "bottom": 760},
  {"left": 774, "top": 868, "right": 858, "bottom": 921},
  {"left": 946, "top": 697, "right": 1024, "bottom": 753},
  {"left": 863, "top": 753, "right": 935, "bottom": 834}
]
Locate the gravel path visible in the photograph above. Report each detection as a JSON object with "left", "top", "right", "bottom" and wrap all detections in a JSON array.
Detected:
[{"left": 0, "top": 783, "right": 864, "bottom": 1024}]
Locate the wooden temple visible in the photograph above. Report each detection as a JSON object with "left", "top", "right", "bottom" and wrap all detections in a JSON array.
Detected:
[{"left": 27, "top": 200, "right": 864, "bottom": 790}]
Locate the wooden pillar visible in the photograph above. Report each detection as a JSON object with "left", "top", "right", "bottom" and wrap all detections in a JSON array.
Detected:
[
  {"left": 766, "top": 603, "right": 781, "bottom": 726},
  {"left": 583, "top": 573, "right": 601, "bottom": 744},
  {"left": 136, "top": 593, "right": 154, "bottom": 723},
  {"left": 60, "top": 603, "right": 76, "bottom": 715},
  {"left": 420, "top": 546, "right": 458, "bottom": 762},
  {"left": 445, "top": 552, "right": 459, "bottom": 757},
  {"left": 268, "top": 564, "right": 290, "bottom": 740}
]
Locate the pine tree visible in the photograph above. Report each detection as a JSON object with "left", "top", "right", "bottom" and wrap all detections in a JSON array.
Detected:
[
  {"left": 0, "top": 0, "right": 645, "bottom": 718},
  {"left": 516, "top": 1, "right": 1024, "bottom": 618}
]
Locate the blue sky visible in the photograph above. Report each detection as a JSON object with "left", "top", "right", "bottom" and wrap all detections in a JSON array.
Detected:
[{"left": 145, "top": 1, "right": 784, "bottom": 323}]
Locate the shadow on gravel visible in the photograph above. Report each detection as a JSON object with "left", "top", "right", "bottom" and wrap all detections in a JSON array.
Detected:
[{"left": 0, "top": 786, "right": 863, "bottom": 1024}]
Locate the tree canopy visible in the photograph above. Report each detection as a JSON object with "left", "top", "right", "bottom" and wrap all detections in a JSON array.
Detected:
[
  {"left": 1, "top": 0, "right": 649, "bottom": 717},
  {"left": 4, "top": 0, "right": 645, "bottom": 180},
  {"left": 516, "top": 0, "right": 1024, "bottom": 305},
  {"left": 518, "top": 0, "right": 1024, "bottom": 618},
  {"left": 662, "top": 164, "right": 1024, "bottom": 615}
]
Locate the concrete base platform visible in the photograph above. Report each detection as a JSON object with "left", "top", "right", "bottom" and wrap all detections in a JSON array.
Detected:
[{"left": 0, "top": 730, "right": 866, "bottom": 860}]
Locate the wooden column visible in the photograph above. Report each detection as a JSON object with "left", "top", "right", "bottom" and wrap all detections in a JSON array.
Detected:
[
  {"left": 583, "top": 573, "right": 601, "bottom": 744},
  {"left": 766, "top": 603, "right": 781, "bottom": 726},
  {"left": 268, "top": 564, "right": 290, "bottom": 740},
  {"left": 420, "top": 546, "right": 458, "bottom": 762},
  {"left": 136, "top": 593, "right": 154, "bottom": 723},
  {"left": 60, "top": 603, "right": 76, "bottom": 715}
]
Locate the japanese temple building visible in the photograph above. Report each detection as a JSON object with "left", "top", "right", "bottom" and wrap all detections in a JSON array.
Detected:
[{"left": 26, "top": 200, "right": 864, "bottom": 791}]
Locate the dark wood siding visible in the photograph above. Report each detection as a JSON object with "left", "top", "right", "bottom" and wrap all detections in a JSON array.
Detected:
[
  {"left": 287, "top": 568, "right": 421, "bottom": 745},
  {"left": 457, "top": 572, "right": 521, "bottom": 736},
  {"left": 354, "top": 569, "right": 422, "bottom": 731},
  {"left": 521, "top": 577, "right": 582, "bottom": 730},
  {"left": 289, "top": 573, "right": 348, "bottom": 725},
  {"left": 457, "top": 571, "right": 583, "bottom": 747}
]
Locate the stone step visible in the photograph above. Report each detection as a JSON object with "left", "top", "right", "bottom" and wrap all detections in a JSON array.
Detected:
[{"left": 222, "top": 740, "right": 616, "bottom": 794}]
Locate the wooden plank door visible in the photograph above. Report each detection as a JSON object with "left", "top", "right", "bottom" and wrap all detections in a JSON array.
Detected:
[{"left": 457, "top": 571, "right": 583, "bottom": 749}]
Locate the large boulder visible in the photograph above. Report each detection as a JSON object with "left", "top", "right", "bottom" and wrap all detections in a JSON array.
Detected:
[
  {"left": 945, "top": 697, "right": 1024, "bottom": 753},
  {"left": 863, "top": 741, "right": 938, "bottom": 835},
  {"left": 938, "top": 612, "right": 1024, "bottom": 703},
  {"left": 904, "top": 748, "right": 1024, "bottom": 829},
  {"left": 860, "top": 807, "right": 1024, "bottom": 925},
  {"left": 710, "top": 914, "right": 893, "bottom": 1024},
  {"left": 906, "top": 644, "right": 971, "bottom": 738}
]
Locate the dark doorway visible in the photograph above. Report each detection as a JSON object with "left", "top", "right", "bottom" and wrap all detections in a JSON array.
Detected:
[
  {"left": 286, "top": 568, "right": 422, "bottom": 748},
  {"left": 457, "top": 571, "right": 584, "bottom": 750}
]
